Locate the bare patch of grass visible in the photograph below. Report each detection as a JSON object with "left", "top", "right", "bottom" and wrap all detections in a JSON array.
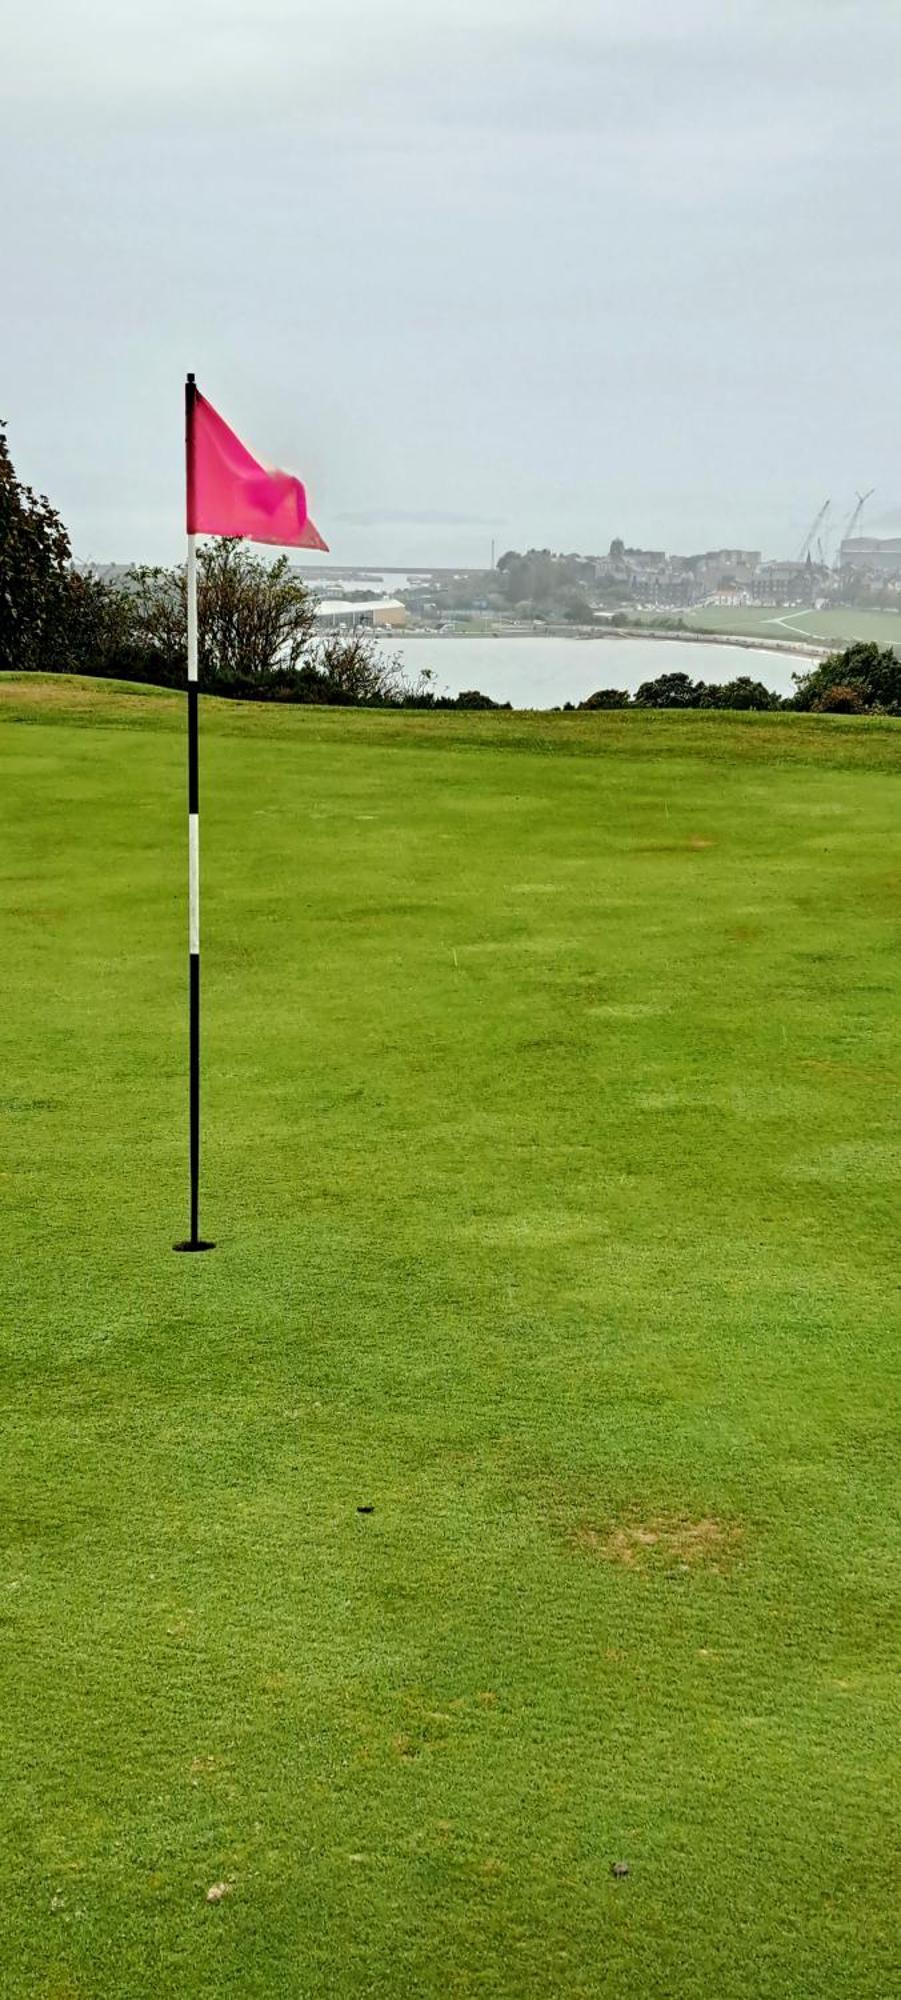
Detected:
[{"left": 567, "top": 1515, "right": 742, "bottom": 1573}]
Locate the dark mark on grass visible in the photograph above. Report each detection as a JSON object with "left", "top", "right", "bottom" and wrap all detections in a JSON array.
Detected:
[
  {"left": 357, "top": 1505, "right": 374, "bottom": 1515},
  {"left": 611, "top": 1862, "right": 630, "bottom": 1880}
]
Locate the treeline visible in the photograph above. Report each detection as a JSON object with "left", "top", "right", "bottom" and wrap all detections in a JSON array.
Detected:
[
  {"left": 571, "top": 645, "right": 901, "bottom": 714},
  {"left": 496, "top": 547, "right": 605, "bottom": 621},
  {"left": 0, "top": 421, "right": 508, "bottom": 710},
  {"left": 573, "top": 673, "right": 780, "bottom": 711}
]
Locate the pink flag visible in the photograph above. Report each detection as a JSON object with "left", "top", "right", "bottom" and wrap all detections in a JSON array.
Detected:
[{"left": 187, "top": 389, "right": 328, "bottom": 549}]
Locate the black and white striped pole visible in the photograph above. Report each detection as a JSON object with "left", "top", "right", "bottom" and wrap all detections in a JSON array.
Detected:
[{"left": 174, "top": 372, "right": 214, "bottom": 1252}]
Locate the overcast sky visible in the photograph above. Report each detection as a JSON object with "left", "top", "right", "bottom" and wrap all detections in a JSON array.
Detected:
[{"left": 3, "top": 0, "right": 900, "bottom": 567}]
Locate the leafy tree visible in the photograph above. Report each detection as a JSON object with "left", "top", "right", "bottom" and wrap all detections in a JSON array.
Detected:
[
  {"left": 495, "top": 548, "right": 597, "bottom": 615},
  {"left": 579, "top": 688, "right": 631, "bottom": 709},
  {"left": 196, "top": 541, "right": 317, "bottom": 684},
  {"left": 96, "top": 541, "right": 318, "bottom": 691},
  {"left": 632, "top": 671, "right": 704, "bottom": 708},
  {"left": 632, "top": 670, "right": 780, "bottom": 711},
  {"left": 0, "top": 420, "right": 70, "bottom": 671},
  {"left": 55, "top": 570, "right": 135, "bottom": 678},
  {"left": 135, "top": 541, "right": 317, "bottom": 685},
  {"left": 700, "top": 676, "right": 780, "bottom": 711},
  {"left": 791, "top": 641, "right": 901, "bottom": 714},
  {"left": 114, "top": 564, "right": 186, "bottom": 684},
  {"left": 454, "top": 688, "right": 505, "bottom": 709}
]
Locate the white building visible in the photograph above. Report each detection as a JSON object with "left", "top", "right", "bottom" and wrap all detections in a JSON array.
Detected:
[{"left": 314, "top": 597, "right": 408, "bottom": 630}]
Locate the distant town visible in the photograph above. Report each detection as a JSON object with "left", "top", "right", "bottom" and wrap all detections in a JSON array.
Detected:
[
  {"left": 86, "top": 507, "right": 901, "bottom": 644},
  {"left": 295, "top": 514, "right": 901, "bottom": 635}
]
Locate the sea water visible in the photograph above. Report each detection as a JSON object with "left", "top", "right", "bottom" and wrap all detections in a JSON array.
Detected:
[{"left": 378, "top": 634, "right": 808, "bottom": 710}]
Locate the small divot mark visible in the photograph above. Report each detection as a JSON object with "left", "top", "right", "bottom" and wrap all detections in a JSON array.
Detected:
[
  {"left": 206, "top": 1882, "right": 231, "bottom": 1904},
  {"left": 611, "top": 1862, "right": 630, "bottom": 1880},
  {"left": 357, "top": 1504, "right": 374, "bottom": 1515}
]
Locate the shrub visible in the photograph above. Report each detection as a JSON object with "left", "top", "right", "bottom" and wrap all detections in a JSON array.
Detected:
[
  {"left": 705, "top": 676, "right": 780, "bottom": 711},
  {"left": 791, "top": 641, "right": 901, "bottom": 714},
  {"left": 633, "top": 671, "right": 703, "bottom": 708},
  {"left": 814, "top": 683, "right": 866, "bottom": 714},
  {"left": 579, "top": 688, "right": 631, "bottom": 709},
  {"left": 454, "top": 688, "right": 506, "bottom": 709}
]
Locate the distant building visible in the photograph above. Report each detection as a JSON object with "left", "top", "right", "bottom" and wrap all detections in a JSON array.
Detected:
[
  {"left": 749, "top": 560, "right": 827, "bottom": 605},
  {"left": 689, "top": 549, "right": 761, "bottom": 590},
  {"left": 314, "top": 597, "right": 408, "bottom": 630},
  {"left": 595, "top": 545, "right": 671, "bottom": 601},
  {"left": 840, "top": 537, "right": 901, "bottom": 576}
]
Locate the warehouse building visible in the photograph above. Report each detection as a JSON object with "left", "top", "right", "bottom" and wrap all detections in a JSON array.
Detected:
[{"left": 314, "top": 597, "right": 408, "bottom": 630}]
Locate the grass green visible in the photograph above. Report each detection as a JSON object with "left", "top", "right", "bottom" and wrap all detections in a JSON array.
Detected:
[
  {"left": 2, "top": 676, "right": 899, "bottom": 1998},
  {"left": 632, "top": 602, "right": 901, "bottom": 650}
]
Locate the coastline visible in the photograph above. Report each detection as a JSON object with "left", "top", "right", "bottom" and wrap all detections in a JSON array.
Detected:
[
  {"left": 598, "top": 626, "right": 827, "bottom": 659},
  {"left": 398, "top": 625, "right": 828, "bottom": 660}
]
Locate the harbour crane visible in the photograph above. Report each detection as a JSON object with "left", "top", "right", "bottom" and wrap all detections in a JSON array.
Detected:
[
  {"left": 797, "top": 499, "right": 831, "bottom": 564},
  {"left": 835, "top": 489, "right": 875, "bottom": 568}
]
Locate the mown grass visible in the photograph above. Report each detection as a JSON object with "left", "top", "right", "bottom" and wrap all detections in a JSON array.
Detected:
[
  {"left": 1, "top": 676, "right": 899, "bottom": 1998},
  {"left": 631, "top": 602, "right": 901, "bottom": 649}
]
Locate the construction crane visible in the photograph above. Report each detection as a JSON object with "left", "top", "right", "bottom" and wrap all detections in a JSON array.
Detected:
[
  {"left": 797, "top": 498, "right": 831, "bottom": 564},
  {"left": 835, "top": 488, "right": 875, "bottom": 568}
]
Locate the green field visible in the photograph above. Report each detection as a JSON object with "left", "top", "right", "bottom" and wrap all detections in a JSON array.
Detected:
[
  {"left": 2, "top": 676, "right": 899, "bottom": 1999},
  {"left": 633, "top": 602, "right": 901, "bottom": 650}
]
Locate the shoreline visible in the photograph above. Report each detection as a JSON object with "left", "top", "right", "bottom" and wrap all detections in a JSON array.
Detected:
[
  {"left": 595, "top": 625, "right": 827, "bottom": 659},
  {"left": 397, "top": 625, "right": 827, "bottom": 659}
]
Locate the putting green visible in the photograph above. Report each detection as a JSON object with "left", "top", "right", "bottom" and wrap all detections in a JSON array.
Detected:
[{"left": 1, "top": 677, "right": 898, "bottom": 1998}]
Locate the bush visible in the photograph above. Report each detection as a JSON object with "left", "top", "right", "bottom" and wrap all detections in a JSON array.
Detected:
[
  {"left": 633, "top": 671, "right": 703, "bottom": 708},
  {"left": 791, "top": 641, "right": 901, "bottom": 714},
  {"left": 579, "top": 688, "right": 631, "bottom": 709},
  {"left": 632, "top": 669, "right": 781, "bottom": 712},
  {"left": 454, "top": 688, "right": 507, "bottom": 709},
  {"left": 106, "top": 543, "right": 318, "bottom": 689},
  {"left": 53, "top": 571, "right": 136, "bottom": 678},
  {"left": 310, "top": 627, "right": 405, "bottom": 705},
  {"left": 814, "top": 683, "right": 866, "bottom": 714},
  {"left": 704, "top": 676, "right": 780, "bottom": 711}
]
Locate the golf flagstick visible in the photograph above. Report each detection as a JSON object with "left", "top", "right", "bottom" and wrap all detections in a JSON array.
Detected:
[
  {"left": 174, "top": 372, "right": 214, "bottom": 1252},
  {"left": 171, "top": 372, "right": 327, "bottom": 1249}
]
